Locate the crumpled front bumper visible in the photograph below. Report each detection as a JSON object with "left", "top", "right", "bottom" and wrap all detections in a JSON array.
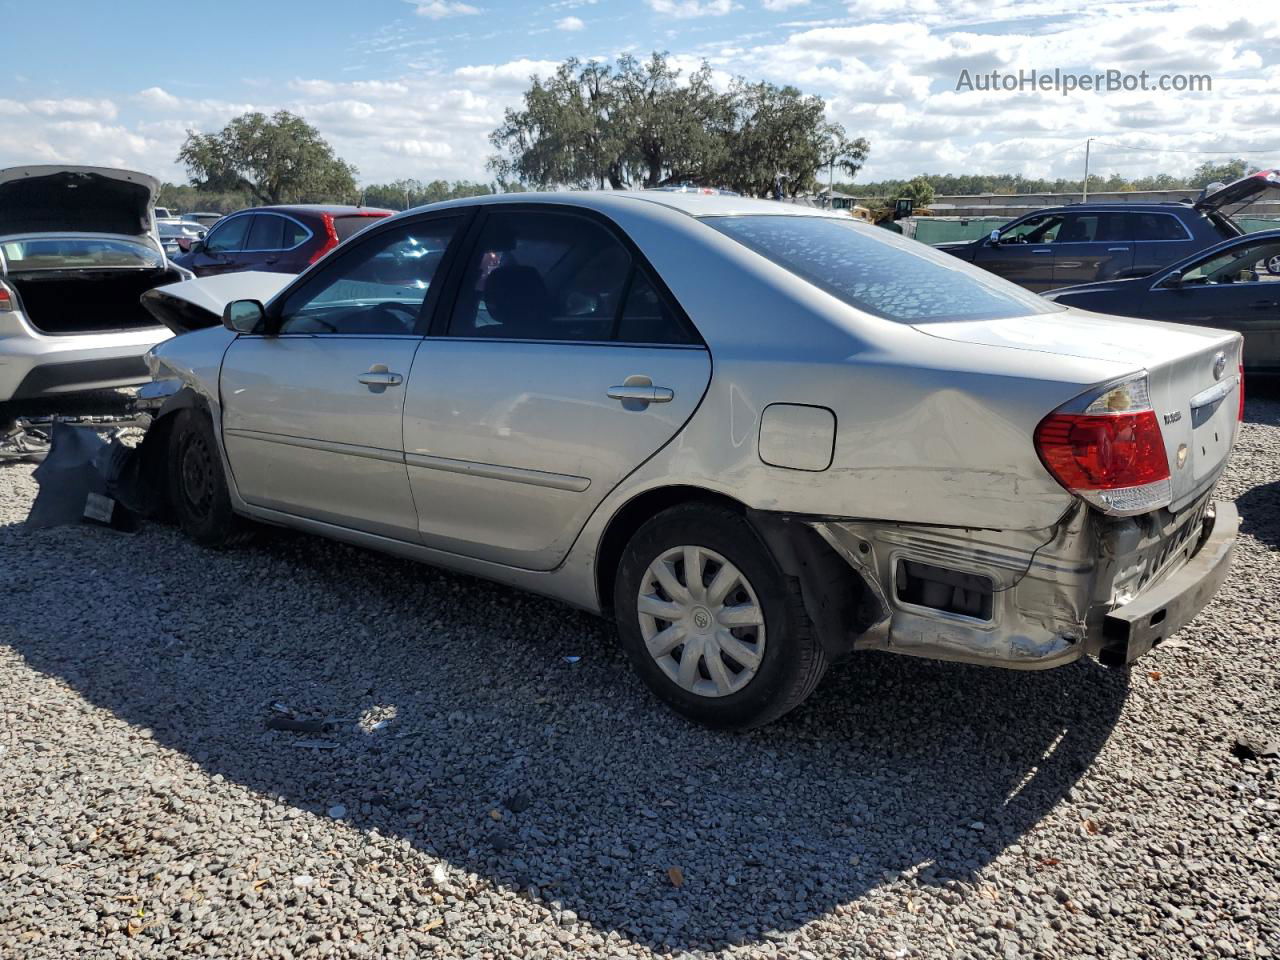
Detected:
[{"left": 1099, "top": 501, "right": 1238, "bottom": 666}]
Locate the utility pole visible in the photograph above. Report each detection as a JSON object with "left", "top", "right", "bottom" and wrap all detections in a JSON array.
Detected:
[{"left": 1082, "top": 138, "right": 1094, "bottom": 202}]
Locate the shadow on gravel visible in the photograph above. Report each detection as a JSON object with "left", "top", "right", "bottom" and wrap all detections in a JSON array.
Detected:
[
  {"left": 6, "top": 522, "right": 1129, "bottom": 952},
  {"left": 1236, "top": 480, "right": 1280, "bottom": 548}
]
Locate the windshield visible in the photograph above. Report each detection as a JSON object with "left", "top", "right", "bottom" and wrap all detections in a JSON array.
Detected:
[
  {"left": 705, "top": 215, "right": 1060, "bottom": 323},
  {"left": 1, "top": 236, "right": 163, "bottom": 271}
]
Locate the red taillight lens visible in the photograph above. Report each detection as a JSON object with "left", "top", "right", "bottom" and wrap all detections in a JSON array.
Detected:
[
  {"left": 0, "top": 280, "right": 13, "bottom": 312},
  {"left": 308, "top": 213, "right": 340, "bottom": 265},
  {"left": 1238, "top": 364, "right": 1245, "bottom": 421},
  {"left": 1035, "top": 411, "right": 1170, "bottom": 490}
]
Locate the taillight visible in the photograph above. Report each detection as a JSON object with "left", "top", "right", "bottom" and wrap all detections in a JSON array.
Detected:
[
  {"left": 0, "top": 280, "right": 13, "bottom": 312},
  {"left": 1238, "top": 364, "right": 1245, "bottom": 421},
  {"left": 308, "top": 213, "right": 340, "bottom": 264},
  {"left": 1034, "top": 374, "right": 1171, "bottom": 516}
]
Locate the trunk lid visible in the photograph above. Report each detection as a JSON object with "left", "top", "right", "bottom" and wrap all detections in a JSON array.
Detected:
[
  {"left": 915, "top": 308, "right": 1242, "bottom": 510},
  {"left": 0, "top": 165, "right": 159, "bottom": 240},
  {"left": 1194, "top": 169, "right": 1280, "bottom": 213}
]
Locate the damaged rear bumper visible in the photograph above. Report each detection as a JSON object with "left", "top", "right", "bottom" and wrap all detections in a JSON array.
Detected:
[
  {"left": 1099, "top": 501, "right": 1238, "bottom": 666},
  {"left": 802, "top": 496, "right": 1237, "bottom": 670}
]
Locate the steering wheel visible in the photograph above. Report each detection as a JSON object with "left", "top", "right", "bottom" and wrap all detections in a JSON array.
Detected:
[{"left": 369, "top": 301, "right": 419, "bottom": 331}]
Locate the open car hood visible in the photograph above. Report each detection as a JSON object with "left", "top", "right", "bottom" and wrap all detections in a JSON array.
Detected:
[
  {"left": 1194, "top": 169, "right": 1280, "bottom": 213},
  {"left": 0, "top": 165, "right": 159, "bottom": 238},
  {"left": 140, "top": 271, "right": 293, "bottom": 335}
]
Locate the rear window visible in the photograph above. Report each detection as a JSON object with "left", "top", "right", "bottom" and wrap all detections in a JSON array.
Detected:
[
  {"left": 705, "top": 215, "right": 1059, "bottom": 323},
  {"left": 0, "top": 237, "right": 162, "bottom": 271},
  {"left": 334, "top": 214, "right": 388, "bottom": 242}
]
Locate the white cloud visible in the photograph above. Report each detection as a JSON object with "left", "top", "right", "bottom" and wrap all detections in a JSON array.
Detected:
[
  {"left": 646, "top": 0, "right": 732, "bottom": 18},
  {"left": 556, "top": 15, "right": 586, "bottom": 30},
  {"left": 411, "top": 0, "right": 480, "bottom": 19},
  {"left": 762, "top": 0, "right": 808, "bottom": 10}
]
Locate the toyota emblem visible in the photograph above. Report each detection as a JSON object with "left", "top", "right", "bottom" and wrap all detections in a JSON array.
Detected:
[{"left": 1212, "top": 351, "right": 1226, "bottom": 381}]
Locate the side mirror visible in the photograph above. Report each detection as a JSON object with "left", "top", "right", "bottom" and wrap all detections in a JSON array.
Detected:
[
  {"left": 1164, "top": 270, "right": 1183, "bottom": 288},
  {"left": 988, "top": 229, "right": 1001, "bottom": 245},
  {"left": 223, "top": 299, "right": 266, "bottom": 334},
  {"left": 188, "top": 240, "right": 204, "bottom": 255}
]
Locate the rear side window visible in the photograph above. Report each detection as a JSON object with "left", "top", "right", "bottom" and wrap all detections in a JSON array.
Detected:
[
  {"left": 334, "top": 214, "right": 386, "bottom": 242},
  {"left": 1054, "top": 213, "right": 1128, "bottom": 243},
  {"left": 1129, "top": 213, "right": 1190, "bottom": 242},
  {"left": 447, "top": 210, "right": 692, "bottom": 344},
  {"left": 707, "top": 215, "right": 1058, "bottom": 323},
  {"left": 245, "top": 214, "right": 285, "bottom": 251}
]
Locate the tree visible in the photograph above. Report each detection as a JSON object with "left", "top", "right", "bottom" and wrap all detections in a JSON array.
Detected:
[
  {"left": 1190, "top": 159, "right": 1255, "bottom": 188},
  {"left": 178, "top": 111, "right": 359, "bottom": 206},
  {"left": 362, "top": 178, "right": 494, "bottom": 210},
  {"left": 893, "top": 176, "right": 934, "bottom": 208},
  {"left": 489, "top": 52, "right": 865, "bottom": 195}
]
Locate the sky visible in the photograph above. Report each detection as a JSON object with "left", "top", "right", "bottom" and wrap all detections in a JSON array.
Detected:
[{"left": 2, "top": 0, "right": 1276, "bottom": 189}]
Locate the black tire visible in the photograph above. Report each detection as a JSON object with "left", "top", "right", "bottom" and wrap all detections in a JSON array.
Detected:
[
  {"left": 167, "top": 407, "right": 254, "bottom": 548},
  {"left": 613, "top": 503, "right": 827, "bottom": 729}
]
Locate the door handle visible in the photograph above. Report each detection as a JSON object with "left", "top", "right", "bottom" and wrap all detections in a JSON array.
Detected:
[
  {"left": 358, "top": 372, "right": 403, "bottom": 386},
  {"left": 1031, "top": 248, "right": 1052, "bottom": 254},
  {"left": 608, "top": 385, "right": 673, "bottom": 403},
  {"left": 1107, "top": 246, "right": 1129, "bottom": 252},
  {"left": 1251, "top": 300, "right": 1278, "bottom": 310}
]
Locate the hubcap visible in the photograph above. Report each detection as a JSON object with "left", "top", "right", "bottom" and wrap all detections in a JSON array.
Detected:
[
  {"left": 636, "top": 545, "right": 766, "bottom": 698},
  {"left": 1268, "top": 254, "right": 1280, "bottom": 276}
]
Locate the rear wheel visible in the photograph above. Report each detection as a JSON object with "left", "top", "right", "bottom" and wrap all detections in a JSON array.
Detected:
[
  {"left": 167, "top": 407, "right": 253, "bottom": 548},
  {"left": 613, "top": 503, "right": 827, "bottom": 729}
]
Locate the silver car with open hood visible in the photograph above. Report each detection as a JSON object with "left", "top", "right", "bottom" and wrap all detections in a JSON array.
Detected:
[
  {"left": 141, "top": 191, "right": 1241, "bottom": 728},
  {"left": 0, "top": 165, "right": 185, "bottom": 415}
]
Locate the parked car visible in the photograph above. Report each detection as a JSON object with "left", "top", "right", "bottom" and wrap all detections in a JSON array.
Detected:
[
  {"left": 158, "top": 219, "right": 207, "bottom": 256},
  {"left": 0, "top": 165, "right": 184, "bottom": 421},
  {"left": 153, "top": 206, "right": 176, "bottom": 221},
  {"left": 140, "top": 192, "right": 1240, "bottom": 728},
  {"left": 1044, "top": 230, "right": 1280, "bottom": 374},
  {"left": 182, "top": 211, "right": 224, "bottom": 228},
  {"left": 171, "top": 205, "right": 393, "bottom": 277},
  {"left": 937, "top": 170, "right": 1280, "bottom": 291}
]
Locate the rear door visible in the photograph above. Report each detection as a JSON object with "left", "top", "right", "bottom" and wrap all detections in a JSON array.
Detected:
[
  {"left": 976, "top": 213, "right": 1062, "bottom": 290},
  {"left": 402, "top": 207, "right": 711, "bottom": 570},
  {"left": 1051, "top": 212, "right": 1133, "bottom": 286},
  {"left": 238, "top": 212, "right": 312, "bottom": 273},
  {"left": 220, "top": 214, "right": 465, "bottom": 540}
]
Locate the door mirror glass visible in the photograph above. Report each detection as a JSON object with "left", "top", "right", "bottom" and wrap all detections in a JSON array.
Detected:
[
  {"left": 988, "top": 229, "right": 1001, "bottom": 245},
  {"left": 1164, "top": 269, "right": 1183, "bottom": 288},
  {"left": 223, "top": 299, "right": 266, "bottom": 334},
  {"left": 188, "top": 239, "right": 204, "bottom": 255}
]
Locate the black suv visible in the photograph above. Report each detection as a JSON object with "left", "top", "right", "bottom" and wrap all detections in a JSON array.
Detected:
[{"left": 937, "top": 170, "right": 1279, "bottom": 291}]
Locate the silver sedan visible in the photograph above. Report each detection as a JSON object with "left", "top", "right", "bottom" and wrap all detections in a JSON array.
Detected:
[{"left": 143, "top": 192, "right": 1242, "bottom": 728}]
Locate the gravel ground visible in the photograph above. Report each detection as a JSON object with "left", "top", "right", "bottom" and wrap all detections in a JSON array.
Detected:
[{"left": 1, "top": 398, "right": 1278, "bottom": 960}]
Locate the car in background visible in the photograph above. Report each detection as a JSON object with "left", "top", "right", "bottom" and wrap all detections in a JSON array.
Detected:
[
  {"left": 182, "top": 211, "right": 224, "bottom": 228},
  {"left": 937, "top": 170, "right": 1280, "bottom": 292},
  {"left": 1044, "top": 230, "right": 1280, "bottom": 374},
  {"left": 0, "top": 164, "right": 185, "bottom": 418},
  {"left": 171, "top": 205, "right": 393, "bottom": 277},
  {"left": 158, "top": 219, "right": 207, "bottom": 256},
  {"left": 154, "top": 206, "right": 176, "bottom": 221},
  {"left": 142, "top": 191, "right": 1239, "bottom": 728}
]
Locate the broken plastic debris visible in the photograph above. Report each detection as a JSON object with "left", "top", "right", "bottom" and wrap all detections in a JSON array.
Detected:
[
  {"left": 292, "top": 875, "right": 315, "bottom": 889},
  {"left": 562, "top": 656, "right": 582, "bottom": 664}
]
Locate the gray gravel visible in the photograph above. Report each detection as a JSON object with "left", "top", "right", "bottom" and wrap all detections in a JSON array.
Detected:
[{"left": 2, "top": 398, "right": 1279, "bottom": 960}]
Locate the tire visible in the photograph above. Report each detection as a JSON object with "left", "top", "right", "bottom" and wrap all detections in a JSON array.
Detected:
[
  {"left": 167, "top": 407, "right": 254, "bottom": 548},
  {"left": 613, "top": 503, "right": 828, "bottom": 729}
]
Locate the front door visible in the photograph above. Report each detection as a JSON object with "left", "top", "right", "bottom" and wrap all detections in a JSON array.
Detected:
[
  {"left": 189, "top": 213, "right": 252, "bottom": 276},
  {"left": 978, "top": 213, "right": 1062, "bottom": 290},
  {"left": 219, "top": 215, "right": 464, "bottom": 540},
  {"left": 403, "top": 208, "right": 712, "bottom": 570}
]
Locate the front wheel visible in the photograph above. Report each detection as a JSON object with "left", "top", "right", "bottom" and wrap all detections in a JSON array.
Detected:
[
  {"left": 613, "top": 503, "right": 827, "bottom": 729},
  {"left": 1267, "top": 254, "right": 1280, "bottom": 277},
  {"left": 167, "top": 407, "right": 254, "bottom": 548}
]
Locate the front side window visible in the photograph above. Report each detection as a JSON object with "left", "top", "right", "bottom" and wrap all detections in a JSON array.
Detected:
[
  {"left": 277, "top": 217, "right": 460, "bottom": 335},
  {"left": 707, "top": 215, "right": 1059, "bottom": 323},
  {"left": 448, "top": 211, "right": 634, "bottom": 341},
  {"left": 1180, "top": 238, "right": 1280, "bottom": 286},
  {"left": 999, "top": 214, "right": 1063, "bottom": 244},
  {"left": 205, "top": 215, "right": 251, "bottom": 254}
]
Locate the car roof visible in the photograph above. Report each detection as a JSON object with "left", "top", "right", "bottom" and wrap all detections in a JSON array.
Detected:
[
  {"left": 402, "top": 190, "right": 840, "bottom": 220},
  {"left": 1022, "top": 202, "right": 1198, "bottom": 214},
  {"left": 239, "top": 204, "right": 395, "bottom": 217}
]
